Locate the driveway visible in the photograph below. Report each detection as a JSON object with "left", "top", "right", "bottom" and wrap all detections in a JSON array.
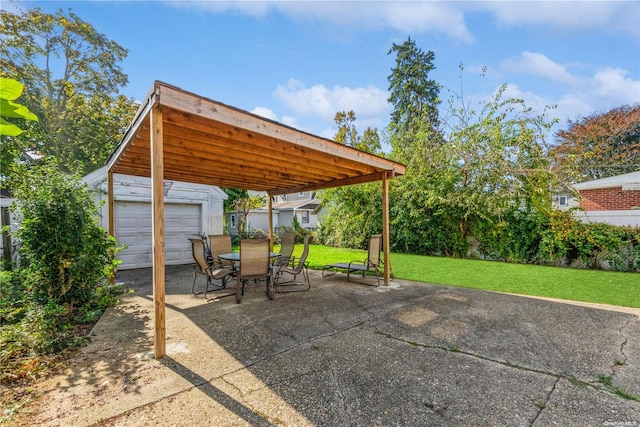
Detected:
[{"left": 20, "top": 265, "right": 640, "bottom": 426}]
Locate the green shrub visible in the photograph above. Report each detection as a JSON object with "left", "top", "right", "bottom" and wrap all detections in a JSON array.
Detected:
[
  {"left": 1, "top": 161, "right": 125, "bottom": 383},
  {"left": 0, "top": 268, "right": 125, "bottom": 382},
  {"left": 477, "top": 208, "right": 548, "bottom": 263},
  {"left": 537, "top": 210, "right": 639, "bottom": 270},
  {"left": 11, "top": 160, "right": 122, "bottom": 306}
]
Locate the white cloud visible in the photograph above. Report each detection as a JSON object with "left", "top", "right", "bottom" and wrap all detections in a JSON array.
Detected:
[
  {"left": 501, "top": 52, "right": 581, "bottom": 86},
  {"left": 487, "top": 62, "right": 640, "bottom": 136},
  {"left": 168, "top": 1, "right": 639, "bottom": 41},
  {"left": 498, "top": 52, "right": 639, "bottom": 125},
  {"left": 168, "top": 0, "right": 474, "bottom": 42},
  {"left": 478, "top": 1, "right": 640, "bottom": 39},
  {"left": 590, "top": 68, "right": 640, "bottom": 105},
  {"left": 274, "top": 78, "right": 389, "bottom": 125}
]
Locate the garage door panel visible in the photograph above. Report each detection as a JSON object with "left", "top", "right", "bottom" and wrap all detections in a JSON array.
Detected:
[{"left": 115, "top": 202, "right": 201, "bottom": 269}]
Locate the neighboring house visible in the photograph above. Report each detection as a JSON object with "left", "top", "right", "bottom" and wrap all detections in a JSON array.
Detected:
[
  {"left": 226, "top": 191, "right": 320, "bottom": 235},
  {"left": 551, "top": 190, "right": 579, "bottom": 211},
  {"left": 572, "top": 171, "right": 640, "bottom": 227},
  {"left": 84, "top": 167, "right": 227, "bottom": 269}
]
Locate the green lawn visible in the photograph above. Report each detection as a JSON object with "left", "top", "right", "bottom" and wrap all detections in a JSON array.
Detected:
[{"left": 286, "top": 243, "right": 640, "bottom": 309}]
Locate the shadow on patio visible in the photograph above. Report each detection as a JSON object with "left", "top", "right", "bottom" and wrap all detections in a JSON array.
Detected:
[{"left": 23, "top": 264, "right": 640, "bottom": 426}]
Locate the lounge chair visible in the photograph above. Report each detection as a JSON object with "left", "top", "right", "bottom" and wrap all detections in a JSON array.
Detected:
[
  {"left": 236, "top": 238, "right": 274, "bottom": 303},
  {"left": 322, "top": 234, "right": 384, "bottom": 286},
  {"left": 275, "top": 234, "right": 312, "bottom": 292},
  {"left": 189, "top": 237, "right": 235, "bottom": 299}
]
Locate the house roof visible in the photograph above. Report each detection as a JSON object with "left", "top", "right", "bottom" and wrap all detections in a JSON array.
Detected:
[
  {"left": 573, "top": 171, "right": 640, "bottom": 190},
  {"left": 260, "top": 199, "right": 320, "bottom": 212},
  {"left": 106, "top": 81, "right": 405, "bottom": 196}
]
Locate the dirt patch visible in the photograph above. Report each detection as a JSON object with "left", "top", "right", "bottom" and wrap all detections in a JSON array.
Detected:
[{"left": 1, "top": 294, "right": 156, "bottom": 426}]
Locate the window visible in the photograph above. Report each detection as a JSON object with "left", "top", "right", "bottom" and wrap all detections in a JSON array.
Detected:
[
  {"left": 558, "top": 196, "right": 567, "bottom": 206},
  {"left": 230, "top": 214, "right": 236, "bottom": 228},
  {"left": 281, "top": 194, "right": 287, "bottom": 201},
  {"left": 301, "top": 211, "right": 309, "bottom": 224},
  {"left": 298, "top": 192, "right": 305, "bottom": 197}
]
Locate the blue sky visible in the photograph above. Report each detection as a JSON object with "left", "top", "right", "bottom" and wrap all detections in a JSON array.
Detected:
[{"left": 6, "top": 1, "right": 640, "bottom": 144}]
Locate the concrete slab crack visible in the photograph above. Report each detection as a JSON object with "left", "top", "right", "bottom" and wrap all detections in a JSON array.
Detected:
[
  {"left": 312, "top": 345, "right": 353, "bottom": 426},
  {"left": 377, "top": 329, "right": 635, "bottom": 403},
  {"left": 530, "top": 377, "right": 559, "bottom": 426},
  {"left": 612, "top": 318, "right": 632, "bottom": 375}
]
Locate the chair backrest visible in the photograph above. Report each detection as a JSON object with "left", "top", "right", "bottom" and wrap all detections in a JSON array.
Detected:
[
  {"left": 209, "top": 234, "right": 232, "bottom": 257},
  {"left": 291, "top": 234, "right": 312, "bottom": 272},
  {"left": 367, "top": 234, "right": 383, "bottom": 267},
  {"left": 189, "top": 237, "right": 209, "bottom": 272},
  {"left": 239, "top": 239, "right": 270, "bottom": 279},
  {"left": 279, "top": 232, "right": 296, "bottom": 258}
]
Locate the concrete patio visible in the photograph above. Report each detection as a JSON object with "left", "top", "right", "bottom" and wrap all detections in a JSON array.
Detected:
[{"left": 26, "top": 265, "right": 640, "bottom": 426}]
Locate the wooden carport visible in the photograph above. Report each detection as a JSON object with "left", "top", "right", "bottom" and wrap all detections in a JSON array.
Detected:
[{"left": 106, "top": 81, "right": 405, "bottom": 358}]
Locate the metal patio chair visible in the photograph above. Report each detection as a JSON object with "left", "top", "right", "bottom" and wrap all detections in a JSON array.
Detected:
[
  {"left": 209, "top": 234, "right": 236, "bottom": 270},
  {"left": 189, "top": 237, "right": 235, "bottom": 299},
  {"left": 276, "top": 234, "right": 312, "bottom": 293},
  {"left": 236, "top": 238, "right": 274, "bottom": 303},
  {"left": 276, "top": 232, "right": 297, "bottom": 268}
]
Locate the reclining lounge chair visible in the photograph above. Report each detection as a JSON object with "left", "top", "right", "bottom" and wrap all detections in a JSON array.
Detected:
[{"left": 322, "top": 234, "right": 384, "bottom": 287}]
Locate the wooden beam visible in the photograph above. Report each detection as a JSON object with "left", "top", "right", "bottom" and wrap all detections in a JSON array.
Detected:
[
  {"left": 269, "top": 171, "right": 387, "bottom": 196},
  {"left": 151, "top": 106, "right": 166, "bottom": 359},
  {"left": 382, "top": 172, "right": 390, "bottom": 286},
  {"left": 106, "top": 99, "right": 153, "bottom": 172}
]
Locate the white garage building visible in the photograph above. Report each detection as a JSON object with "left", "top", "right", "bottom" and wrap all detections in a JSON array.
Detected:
[{"left": 84, "top": 166, "right": 227, "bottom": 270}]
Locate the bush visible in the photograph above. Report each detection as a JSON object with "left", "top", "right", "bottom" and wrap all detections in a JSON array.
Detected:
[
  {"left": 476, "top": 208, "right": 548, "bottom": 263},
  {"left": 537, "top": 210, "right": 639, "bottom": 270},
  {"left": 1, "top": 161, "right": 125, "bottom": 383},
  {"left": 11, "top": 161, "right": 122, "bottom": 306}
]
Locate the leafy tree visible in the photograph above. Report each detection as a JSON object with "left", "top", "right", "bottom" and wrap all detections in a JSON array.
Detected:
[
  {"left": 333, "top": 110, "right": 381, "bottom": 154},
  {"left": 233, "top": 195, "right": 266, "bottom": 234},
  {"left": 387, "top": 37, "right": 440, "bottom": 141},
  {"left": 391, "top": 85, "right": 559, "bottom": 256},
  {"left": 222, "top": 188, "right": 249, "bottom": 212},
  {"left": 318, "top": 111, "right": 383, "bottom": 247},
  {"left": 0, "top": 7, "right": 137, "bottom": 177},
  {"left": 0, "top": 77, "right": 38, "bottom": 136},
  {"left": 552, "top": 104, "right": 640, "bottom": 181}
]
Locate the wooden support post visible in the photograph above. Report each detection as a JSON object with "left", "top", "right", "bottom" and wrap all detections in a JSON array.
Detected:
[
  {"left": 382, "top": 172, "right": 390, "bottom": 286},
  {"left": 107, "top": 170, "right": 115, "bottom": 284},
  {"left": 151, "top": 106, "right": 166, "bottom": 359},
  {"left": 267, "top": 192, "right": 274, "bottom": 251}
]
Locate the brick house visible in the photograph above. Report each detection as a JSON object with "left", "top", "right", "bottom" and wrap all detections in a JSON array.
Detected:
[{"left": 572, "top": 171, "right": 640, "bottom": 227}]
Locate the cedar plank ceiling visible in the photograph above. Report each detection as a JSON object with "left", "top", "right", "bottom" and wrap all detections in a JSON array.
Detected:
[{"left": 106, "top": 81, "right": 405, "bottom": 195}]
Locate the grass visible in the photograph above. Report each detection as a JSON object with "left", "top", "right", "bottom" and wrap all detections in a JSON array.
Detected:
[{"left": 286, "top": 243, "right": 640, "bottom": 309}]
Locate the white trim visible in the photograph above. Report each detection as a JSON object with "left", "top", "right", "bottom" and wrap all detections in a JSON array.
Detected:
[{"left": 574, "top": 171, "right": 640, "bottom": 190}]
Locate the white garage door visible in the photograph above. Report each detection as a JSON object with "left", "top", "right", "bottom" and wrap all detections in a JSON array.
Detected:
[{"left": 115, "top": 202, "right": 202, "bottom": 269}]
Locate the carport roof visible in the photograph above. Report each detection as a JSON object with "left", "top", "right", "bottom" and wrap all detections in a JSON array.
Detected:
[{"left": 106, "top": 81, "right": 405, "bottom": 195}]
